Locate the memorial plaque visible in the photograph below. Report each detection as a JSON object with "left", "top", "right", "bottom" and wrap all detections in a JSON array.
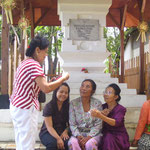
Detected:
[{"left": 69, "top": 19, "right": 99, "bottom": 41}]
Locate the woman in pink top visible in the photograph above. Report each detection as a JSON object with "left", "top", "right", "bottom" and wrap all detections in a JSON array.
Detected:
[
  {"left": 131, "top": 100, "right": 150, "bottom": 150},
  {"left": 10, "top": 35, "right": 69, "bottom": 150}
]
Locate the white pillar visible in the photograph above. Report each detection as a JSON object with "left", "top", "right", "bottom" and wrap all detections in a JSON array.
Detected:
[{"left": 58, "top": 0, "right": 111, "bottom": 73}]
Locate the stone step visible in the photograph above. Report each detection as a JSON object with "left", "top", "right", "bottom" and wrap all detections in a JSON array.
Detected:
[
  {"left": 46, "top": 94, "right": 146, "bottom": 107},
  {"left": 67, "top": 76, "right": 119, "bottom": 83},
  {"left": 67, "top": 82, "right": 128, "bottom": 89},
  {"left": 64, "top": 67, "right": 105, "bottom": 72},
  {"left": 0, "top": 110, "right": 43, "bottom": 142},
  {"left": 59, "top": 51, "right": 110, "bottom": 62},
  {"left": 0, "top": 122, "right": 43, "bottom": 142},
  {"left": 68, "top": 72, "right": 111, "bottom": 78},
  {"left": 62, "top": 88, "right": 137, "bottom": 95},
  {"left": 63, "top": 64, "right": 105, "bottom": 73},
  {"left": 0, "top": 107, "right": 141, "bottom": 142},
  {"left": 63, "top": 64, "right": 106, "bottom": 72}
]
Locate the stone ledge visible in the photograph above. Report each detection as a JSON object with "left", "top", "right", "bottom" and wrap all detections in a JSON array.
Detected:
[
  {"left": 125, "top": 123, "right": 137, "bottom": 141},
  {"left": 0, "top": 122, "right": 137, "bottom": 142},
  {"left": 0, "top": 107, "right": 140, "bottom": 142}
]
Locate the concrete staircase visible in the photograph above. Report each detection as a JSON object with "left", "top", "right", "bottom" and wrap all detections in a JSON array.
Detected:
[{"left": 61, "top": 72, "right": 145, "bottom": 106}]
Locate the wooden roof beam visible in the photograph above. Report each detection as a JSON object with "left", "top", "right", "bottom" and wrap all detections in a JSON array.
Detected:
[
  {"left": 136, "top": 0, "right": 143, "bottom": 20},
  {"left": 31, "top": 0, "right": 53, "bottom": 8},
  {"left": 1, "top": 9, "right": 9, "bottom": 94},
  {"left": 136, "top": 0, "right": 145, "bottom": 94},
  {"left": 30, "top": 1, "right": 35, "bottom": 38},
  {"left": 141, "top": 0, "right": 146, "bottom": 14},
  {"left": 34, "top": 8, "right": 51, "bottom": 28},
  {"left": 121, "top": 4, "right": 127, "bottom": 30},
  {"left": 120, "top": 4, "right": 128, "bottom": 83},
  {"left": 108, "top": 12, "right": 120, "bottom": 28}
]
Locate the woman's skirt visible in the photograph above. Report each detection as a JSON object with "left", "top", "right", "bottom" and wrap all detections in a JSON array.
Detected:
[{"left": 138, "top": 133, "right": 150, "bottom": 150}]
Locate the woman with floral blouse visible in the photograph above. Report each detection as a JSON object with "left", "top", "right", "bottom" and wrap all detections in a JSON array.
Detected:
[{"left": 68, "top": 79, "right": 102, "bottom": 150}]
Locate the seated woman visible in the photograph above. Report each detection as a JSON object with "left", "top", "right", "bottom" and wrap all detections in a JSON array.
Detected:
[
  {"left": 68, "top": 79, "right": 102, "bottom": 150},
  {"left": 131, "top": 100, "right": 150, "bottom": 150},
  {"left": 91, "top": 83, "right": 130, "bottom": 150},
  {"left": 39, "top": 82, "right": 70, "bottom": 150}
]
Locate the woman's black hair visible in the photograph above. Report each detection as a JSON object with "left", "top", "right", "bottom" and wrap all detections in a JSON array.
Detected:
[
  {"left": 50, "top": 82, "right": 70, "bottom": 122},
  {"left": 26, "top": 35, "right": 49, "bottom": 57},
  {"left": 82, "top": 79, "right": 97, "bottom": 94},
  {"left": 107, "top": 83, "right": 121, "bottom": 102}
]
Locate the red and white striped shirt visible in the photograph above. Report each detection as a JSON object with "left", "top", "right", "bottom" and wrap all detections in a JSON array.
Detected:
[{"left": 10, "top": 59, "right": 45, "bottom": 110}]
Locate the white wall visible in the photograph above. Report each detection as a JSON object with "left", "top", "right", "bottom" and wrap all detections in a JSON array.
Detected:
[
  {"left": 124, "top": 32, "right": 150, "bottom": 61},
  {"left": 124, "top": 37, "right": 133, "bottom": 61}
]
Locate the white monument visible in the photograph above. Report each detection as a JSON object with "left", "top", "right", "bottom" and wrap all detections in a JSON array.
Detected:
[{"left": 58, "top": 0, "right": 110, "bottom": 74}]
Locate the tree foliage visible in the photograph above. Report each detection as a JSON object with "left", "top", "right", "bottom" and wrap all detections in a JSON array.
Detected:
[
  {"left": 33, "top": 26, "right": 63, "bottom": 79},
  {"left": 34, "top": 26, "right": 63, "bottom": 57},
  {"left": 104, "top": 27, "right": 137, "bottom": 74},
  {"left": 0, "top": 17, "right": 63, "bottom": 81}
]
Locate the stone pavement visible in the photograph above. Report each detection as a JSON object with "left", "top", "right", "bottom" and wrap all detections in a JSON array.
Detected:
[
  {"left": 0, "top": 142, "right": 138, "bottom": 150},
  {"left": 0, "top": 142, "right": 45, "bottom": 150}
]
